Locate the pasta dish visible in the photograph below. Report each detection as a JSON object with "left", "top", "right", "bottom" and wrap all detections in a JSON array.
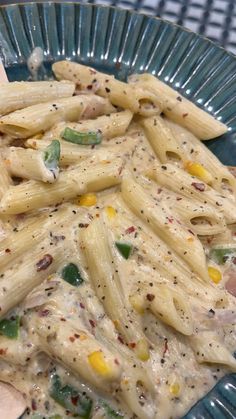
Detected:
[{"left": 0, "top": 61, "right": 235, "bottom": 419}]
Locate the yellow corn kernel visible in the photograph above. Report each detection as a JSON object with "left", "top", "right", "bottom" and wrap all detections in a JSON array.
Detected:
[
  {"left": 208, "top": 266, "right": 222, "bottom": 284},
  {"left": 77, "top": 193, "right": 97, "bottom": 207},
  {"left": 169, "top": 382, "right": 180, "bottom": 396},
  {"left": 184, "top": 161, "right": 213, "bottom": 184},
  {"left": 105, "top": 206, "right": 117, "bottom": 219},
  {"left": 79, "top": 334, "right": 88, "bottom": 341},
  {"left": 88, "top": 351, "right": 111, "bottom": 376},
  {"left": 136, "top": 339, "right": 150, "bottom": 362},
  {"left": 129, "top": 294, "right": 145, "bottom": 315}
]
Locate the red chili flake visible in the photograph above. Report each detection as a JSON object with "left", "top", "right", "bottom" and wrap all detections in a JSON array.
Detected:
[
  {"left": 60, "top": 317, "right": 66, "bottom": 322},
  {"left": 176, "top": 197, "right": 182, "bottom": 201},
  {"left": 69, "top": 336, "right": 75, "bottom": 343},
  {"left": 191, "top": 182, "right": 205, "bottom": 192},
  {"left": 146, "top": 293, "right": 155, "bottom": 302},
  {"left": 118, "top": 335, "right": 124, "bottom": 344},
  {"left": 80, "top": 302, "right": 85, "bottom": 309},
  {"left": 0, "top": 348, "right": 7, "bottom": 355},
  {"left": 31, "top": 399, "right": 37, "bottom": 411},
  {"left": 5, "top": 248, "right": 11, "bottom": 253},
  {"left": 188, "top": 229, "right": 194, "bottom": 235},
  {"left": 39, "top": 309, "right": 50, "bottom": 317},
  {"left": 183, "top": 113, "right": 188, "bottom": 118},
  {"left": 87, "top": 84, "right": 93, "bottom": 90},
  {"left": 71, "top": 395, "right": 79, "bottom": 406},
  {"left": 129, "top": 342, "right": 136, "bottom": 349},
  {"left": 125, "top": 226, "right": 136, "bottom": 234},
  {"left": 105, "top": 87, "right": 111, "bottom": 93},
  {"left": 114, "top": 358, "right": 120, "bottom": 365},
  {"left": 163, "top": 338, "right": 169, "bottom": 357},
  {"left": 36, "top": 254, "right": 53, "bottom": 272},
  {"left": 176, "top": 96, "right": 182, "bottom": 102},
  {"left": 74, "top": 333, "right": 80, "bottom": 339},
  {"left": 157, "top": 188, "right": 163, "bottom": 194},
  {"left": 167, "top": 217, "right": 174, "bottom": 224},
  {"left": 89, "top": 319, "right": 96, "bottom": 328}
]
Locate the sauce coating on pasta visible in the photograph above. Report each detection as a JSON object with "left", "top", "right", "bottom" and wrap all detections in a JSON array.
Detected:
[{"left": 0, "top": 61, "right": 235, "bottom": 419}]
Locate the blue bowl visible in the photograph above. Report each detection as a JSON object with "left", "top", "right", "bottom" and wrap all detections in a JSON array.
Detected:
[{"left": 0, "top": 2, "right": 235, "bottom": 418}]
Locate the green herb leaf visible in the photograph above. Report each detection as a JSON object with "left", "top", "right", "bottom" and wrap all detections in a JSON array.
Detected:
[
  {"left": 115, "top": 242, "right": 133, "bottom": 260},
  {"left": 0, "top": 316, "right": 20, "bottom": 339},
  {"left": 44, "top": 140, "right": 61, "bottom": 174},
  {"left": 209, "top": 248, "right": 236, "bottom": 265},
  {"left": 50, "top": 375, "right": 92, "bottom": 418},
  {"left": 61, "top": 128, "right": 102, "bottom": 145},
  {"left": 61, "top": 263, "right": 84, "bottom": 287},
  {"left": 100, "top": 400, "right": 124, "bottom": 418}
]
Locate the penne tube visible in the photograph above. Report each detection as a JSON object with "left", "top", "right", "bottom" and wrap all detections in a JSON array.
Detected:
[
  {"left": 0, "top": 158, "right": 124, "bottom": 214},
  {"left": 152, "top": 187, "right": 226, "bottom": 236},
  {"left": 190, "top": 331, "right": 236, "bottom": 371},
  {"left": 42, "top": 110, "right": 133, "bottom": 141},
  {"left": 148, "top": 163, "right": 236, "bottom": 224},
  {"left": 0, "top": 154, "right": 12, "bottom": 199},
  {"left": 32, "top": 310, "right": 122, "bottom": 391},
  {"left": 130, "top": 283, "right": 193, "bottom": 335},
  {"left": 105, "top": 205, "right": 223, "bottom": 304},
  {"left": 0, "top": 207, "right": 70, "bottom": 270},
  {"left": 2, "top": 145, "right": 59, "bottom": 183},
  {"left": 26, "top": 135, "right": 138, "bottom": 166},
  {"left": 165, "top": 118, "right": 236, "bottom": 196},
  {"left": 0, "top": 81, "right": 75, "bottom": 116},
  {"left": 52, "top": 61, "right": 161, "bottom": 116},
  {"left": 128, "top": 73, "right": 228, "bottom": 140},
  {"left": 140, "top": 115, "right": 186, "bottom": 163},
  {"left": 0, "top": 95, "right": 115, "bottom": 138},
  {"left": 80, "top": 218, "right": 149, "bottom": 355},
  {"left": 0, "top": 244, "right": 66, "bottom": 317},
  {"left": 121, "top": 175, "right": 209, "bottom": 280}
]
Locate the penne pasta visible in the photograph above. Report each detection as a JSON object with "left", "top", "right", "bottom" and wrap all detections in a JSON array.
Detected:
[
  {"left": 0, "top": 158, "right": 123, "bottom": 214},
  {"left": 128, "top": 73, "right": 228, "bottom": 140},
  {"left": 140, "top": 115, "right": 186, "bottom": 163},
  {"left": 0, "top": 95, "right": 115, "bottom": 138},
  {"left": 42, "top": 110, "right": 133, "bottom": 141},
  {"left": 148, "top": 163, "right": 236, "bottom": 224},
  {"left": 2, "top": 145, "right": 59, "bottom": 183},
  {"left": 165, "top": 118, "right": 236, "bottom": 196},
  {"left": 52, "top": 61, "right": 161, "bottom": 116},
  {"left": 0, "top": 154, "right": 12, "bottom": 199},
  {"left": 121, "top": 175, "right": 209, "bottom": 281},
  {"left": 0, "top": 81, "right": 75, "bottom": 115}
]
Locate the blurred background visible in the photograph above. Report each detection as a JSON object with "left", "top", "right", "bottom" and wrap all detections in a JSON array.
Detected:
[{"left": 0, "top": 0, "right": 235, "bottom": 54}]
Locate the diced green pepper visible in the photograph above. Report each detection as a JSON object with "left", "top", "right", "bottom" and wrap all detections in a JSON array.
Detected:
[
  {"left": 61, "top": 263, "right": 84, "bottom": 287},
  {"left": 43, "top": 140, "right": 61, "bottom": 174},
  {"left": 100, "top": 400, "right": 124, "bottom": 418},
  {"left": 61, "top": 128, "right": 102, "bottom": 145},
  {"left": 209, "top": 248, "right": 236, "bottom": 265},
  {"left": 115, "top": 242, "right": 133, "bottom": 260},
  {"left": 50, "top": 375, "right": 92, "bottom": 418},
  {"left": 0, "top": 316, "right": 20, "bottom": 339}
]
